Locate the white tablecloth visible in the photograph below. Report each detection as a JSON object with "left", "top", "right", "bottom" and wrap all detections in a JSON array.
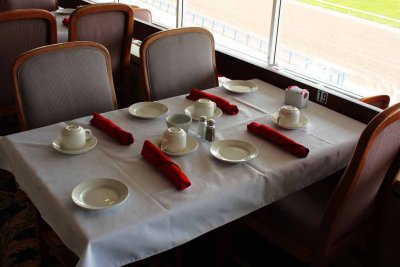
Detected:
[
  {"left": 53, "top": 12, "right": 68, "bottom": 43},
  {"left": 0, "top": 79, "right": 365, "bottom": 267}
]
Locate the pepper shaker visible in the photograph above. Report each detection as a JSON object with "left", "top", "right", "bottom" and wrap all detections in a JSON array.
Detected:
[
  {"left": 205, "top": 119, "right": 215, "bottom": 142},
  {"left": 197, "top": 116, "right": 207, "bottom": 139}
]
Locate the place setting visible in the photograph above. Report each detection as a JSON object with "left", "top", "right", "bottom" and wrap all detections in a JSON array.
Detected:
[
  {"left": 222, "top": 80, "right": 258, "bottom": 93},
  {"left": 154, "top": 113, "right": 198, "bottom": 156},
  {"left": 185, "top": 98, "right": 222, "bottom": 121},
  {"left": 270, "top": 105, "right": 309, "bottom": 130},
  {"left": 210, "top": 139, "right": 258, "bottom": 163},
  {"left": 52, "top": 124, "right": 97, "bottom": 155},
  {"left": 71, "top": 178, "right": 130, "bottom": 210},
  {"left": 128, "top": 101, "right": 168, "bottom": 119}
]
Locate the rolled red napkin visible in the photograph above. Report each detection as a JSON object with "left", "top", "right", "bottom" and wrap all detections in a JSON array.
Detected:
[
  {"left": 247, "top": 122, "right": 309, "bottom": 158},
  {"left": 90, "top": 112, "right": 134, "bottom": 145},
  {"left": 186, "top": 89, "right": 239, "bottom": 115},
  {"left": 141, "top": 140, "right": 191, "bottom": 190},
  {"left": 62, "top": 17, "right": 69, "bottom": 26}
]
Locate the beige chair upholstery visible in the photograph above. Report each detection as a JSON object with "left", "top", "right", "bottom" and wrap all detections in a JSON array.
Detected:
[
  {"left": 1, "top": 0, "right": 57, "bottom": 11},
  {"left": 242, "top": 102, "right": 400, "bottom": 267},
  {"left": 0, "top": 9, "right": 56, "bottom": 118},
  {"left": 140, "top": 27, "right": 218, "bottom": 101},
  {"left": 13, "top": 41, "right": 118, "bottom": 130},
  {"left": 68, "top": 3, "right": 133, "bottom": 78}
]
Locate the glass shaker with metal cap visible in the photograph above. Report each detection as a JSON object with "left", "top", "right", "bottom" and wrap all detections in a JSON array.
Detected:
[
  {"left": 205, "top": 119, "right": 215, "bottom": 142},
  {"left": 197, "top": 116, "right": 207, "bottom": 139}
]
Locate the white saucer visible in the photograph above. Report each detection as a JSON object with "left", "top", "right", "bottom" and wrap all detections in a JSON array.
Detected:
[
  {"left": 71, "top": 178, "right": 129, "bottom": 210},
  {"left": 52, "top": 136, "right": 97, "bottom": 155},
  {"left": 56, "top": 8, "right": 75, "bottom": 14},
  {"left": 157, "top": 135, "right": 198, "bottom": 156},
  {"left": 184, "top": 105, "right": 222, "bottom": 120},
  {"left": 222, "top": 80, "right": 258, "bottom": 93},
  {"left": 270, "top": 112, "right": 309, "bottom": 129},
  {"left": 210, "top": 139, "right": 258, "bottom": 163},
  {"left": 128, "top": 102, "right": 168, "bottom": 119}
]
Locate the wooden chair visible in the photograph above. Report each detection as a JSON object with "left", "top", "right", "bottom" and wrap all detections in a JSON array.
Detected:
[
  {"left": 140, "top": 27, "right": 218, "bottom": 101},
  {"left": 133, "top": 7, "right": 152, "bottom": 23},
  {"left": 1, "top": 0, "right": 58, "bottom": 11},
  {"left": 242, "top": 102, "right": 400, "bottom": 267},
  {"left": 68, "top": 3, "right": 133, "bottom": 106},
  {"left": 0, "top": 9, "right": 56, "bottom": 119},
  {"left": 12, "top": 41, "right": 118, "bottom": 130},
  {"left": 360, "top": 94, "right": 390, "bottom": 109}
]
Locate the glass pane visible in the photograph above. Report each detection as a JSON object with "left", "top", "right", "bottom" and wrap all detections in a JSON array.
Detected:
[
  {"left": 277, "top": 0, "right": 400, "bottom": 104},
  {"left": 183, "top": 0, "right": 273, "bottom": 63},
  {"left": 118, "top": 0, "right": 176, "bottom": 28}
]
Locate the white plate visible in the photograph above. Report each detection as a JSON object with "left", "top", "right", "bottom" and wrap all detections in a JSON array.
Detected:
[
  {"left": 72, "top": 178, "right": 129, "bottom": 210},
  {"left": 56, "top": 8, "right": 75, "bottom": 14},
  {"left": 128, "top": 102, "right": 168, "bottom": 119},
  {"left": 52, "top": 136, "right": 97, "bottom": 155},
  {"left": 270, "top": 112, "right": 309, "bottom": 129},
  {"left": 156, "top": 135, "right": 198, "bottom": 156},
  {"left": 184, "top": 105, "right": 222, "bottom": 120},
  {"left": 222, "top": 80, "right": 258, "bottom": 93},
  {"left": 210, "top": 140, "right": 258, "bottom": 163}
]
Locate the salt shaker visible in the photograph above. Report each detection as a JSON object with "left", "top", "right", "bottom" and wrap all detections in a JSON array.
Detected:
[
  {"left": 205, "top": 119, "right": 215, "bottom": 142},
  {"left": 197, "top": 116, "right": 207, "bottom": 139}
]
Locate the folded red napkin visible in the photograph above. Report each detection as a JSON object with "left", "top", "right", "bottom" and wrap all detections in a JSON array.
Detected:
[
  {"left": 90, "top": 112, "right": 134, "bottom": 145},
  {"left": 62, "top": 17, "right": 69, "bottom": 26},
  {"left": 247, "top": 122, "right": 309, "bottom": 158},
  {"left": 186, "top": 89, "right": 239, "bottom": 115},
  {"left": 141, "top": 140, "right": 191, "bottom": 190}
]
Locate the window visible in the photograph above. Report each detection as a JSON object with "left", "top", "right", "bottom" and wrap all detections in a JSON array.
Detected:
[{"left": 109, "top": 0, "right": 400, "bottom": 104}]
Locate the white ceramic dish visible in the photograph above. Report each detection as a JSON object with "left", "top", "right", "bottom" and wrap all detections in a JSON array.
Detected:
[
  {"left": 222, "top": 80, "right": 258, "bottom": 93},
  {"left": 52, "top": 135, "right": 97, "bottom": 155},
  {"left": 270, "top": 112, "right": 309, "bottom": 129},
  {"left": 128, "top": 102, "right": 168, "bottom": 119},
  {"left": 72, "top": 178, "right": 129, "bottom": 210},
  {"left": 157, "top": 135, "right": 198, "bottom": 156},
  {"left": 210, "top": 140, "right": 258, "bottom": 163},
  {"left": 184, "top": 105, "right": 222, "bottom": 121},
  {"left": 56, "top": 8, "right": 75, "bottom": 15}
]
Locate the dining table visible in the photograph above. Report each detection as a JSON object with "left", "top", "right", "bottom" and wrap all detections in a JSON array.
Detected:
[
  {"left": 0, "top": 79, "right": 366, "bottom": 267},
  {"left": 52, "top": 9, "right": 71, "bottom": 43}
]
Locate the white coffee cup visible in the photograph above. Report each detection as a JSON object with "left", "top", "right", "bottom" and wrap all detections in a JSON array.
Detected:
[
  {"left": 60, "top": 125, "right": 92, "bottom": 150},
  {"left": 192, "top": 98, "right": 216, "bottom": 118},
  {"left": 166, "top": 114, "right": 192, "bottom": 132},
  {"left": 160, "top": 127, "right": 187, "bottom": 153},
  {"left": 277, "top": 105, "right": 300, "bottom": 128}
]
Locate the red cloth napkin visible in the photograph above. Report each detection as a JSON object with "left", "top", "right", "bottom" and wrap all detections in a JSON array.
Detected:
[
  {"left": 62, "top": 17, "right": 69, "bottom": 27},
  {"left": 247, "top": 122, "right": 309, "bottom": 158},
  {"left": 90, "top": 112, "right": 134, "bottom": 145},
  {"left": 141, "top": 140, "right": 191, "bottom": 190},
  {"left": 186, "top": 89, "right": 239, "bottom": 115}
]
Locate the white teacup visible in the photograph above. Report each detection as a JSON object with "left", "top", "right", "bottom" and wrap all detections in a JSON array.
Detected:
[
  {"left": 277, "top": 105, "right": 300, "bottom": 128},
  {"left": 166, "top": 114, "right": 192, "bottom": 132},
  {"left": 160, "top": 127, "right": 187, "bottom": 153},
  {"left": 193, "top": 98, "right": 216, "bottom": 118},
  {"left": 60, "top": 125, "right": 92, "bottom": 150}
]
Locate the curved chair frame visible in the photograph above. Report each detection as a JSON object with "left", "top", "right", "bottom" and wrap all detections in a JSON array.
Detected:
[
  {"left": 132, "top": 7, "right": 152, "bottom": 23},
  {"left": 0, "top": 9, "right": 56, "bottom": 117},
  {"left": 68, "top": 3, "right": 134, "bottom": 75},
  {"left": 12, "top": 41, "right": 118, "bottom": 130},
  {"left": 140, "top": 27, "right": 218, "bottom": 101},
  {"left": 360, "top": 94, "right": 390, "bottom": 109}
]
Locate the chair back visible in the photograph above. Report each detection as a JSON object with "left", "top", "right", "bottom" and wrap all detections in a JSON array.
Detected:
[
  {"left": 0, "top": 9, "right": 56, "bottom": 117},
  {"left": 13, "top": 41, "right": 118, "bottom": 130},
  {"left": 140, "top": 27, "right": 218, "bottom": 101},
  {"left": 1, "top": 0, "right": 57, "bottom": 11},
  {"left": 68, "top": 3, "right": 133, "bottom": 77},
  {"left": 360, "top": 94, "right": 390, "bottom": 109},
  {"left": 318, "top": 102, "right": 400, "bottom": 257},
  {"left": 133, "top": 8, "right": 152, "bottom": 23}
]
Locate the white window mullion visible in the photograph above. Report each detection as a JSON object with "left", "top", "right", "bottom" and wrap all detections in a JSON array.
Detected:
[
  {"left": 176, "top": 0, "right": 183, "bottom": 28},
  {"left": 268, "top": 0, "right": 282, "bottom": 66}
]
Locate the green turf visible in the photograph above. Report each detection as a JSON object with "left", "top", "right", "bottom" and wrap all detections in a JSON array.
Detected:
[{"left": 299, "top": 0, "right": 400, "bottom": 28}]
